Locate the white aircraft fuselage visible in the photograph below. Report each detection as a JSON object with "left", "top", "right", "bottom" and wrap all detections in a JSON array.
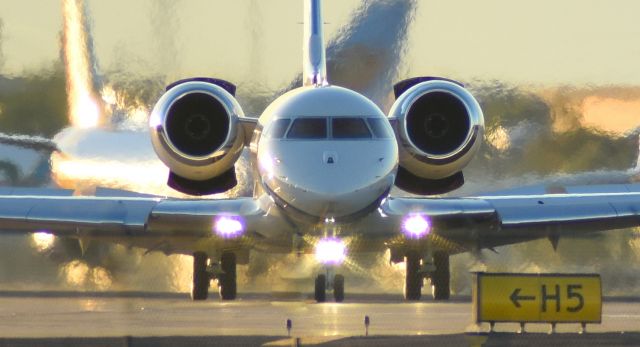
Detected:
[{"left": 256, "top": 86, "right": 398, "bottom": 221}]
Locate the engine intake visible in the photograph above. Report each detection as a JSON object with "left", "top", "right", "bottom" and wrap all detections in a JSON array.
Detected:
[
  {"left": 165, "top": 92, "right": 229, "bottom": 157},
  {"left": 406, "top": 91, "right": 471, "bottom": 156},
  {"left": 390, "top": 78, "right": 484, "bottom": 192},
  {"left": 150, "top": 80, "right": 245, "bottom": 195}
]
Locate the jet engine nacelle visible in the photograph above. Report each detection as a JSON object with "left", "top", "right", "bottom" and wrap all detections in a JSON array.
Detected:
[
  {"left": 389, "top": 78, "right": 484, "bottom": 194},
  {"left": 150, "top": 79, "right": 245, "bottom": 195}
]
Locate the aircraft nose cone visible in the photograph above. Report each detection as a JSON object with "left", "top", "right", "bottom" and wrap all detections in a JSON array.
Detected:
[
  {"left": 323, "top": 151, "right": 338, "bottom": 164},
  {"left": 260, "top": 138, "right": 398, "bottom": 219},
  {"left": 280, "top": 148, "right": 393, "bottom": 217},
  {"left": 301, "top": 184, "right": 386, "bottom": 217}
]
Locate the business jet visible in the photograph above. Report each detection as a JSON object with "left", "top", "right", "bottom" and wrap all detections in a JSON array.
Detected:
[{"left": 2, "top": 0, "right": 640, "bottom": 302}]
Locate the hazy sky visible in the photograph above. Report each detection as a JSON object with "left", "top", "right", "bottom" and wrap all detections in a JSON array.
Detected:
[{"left": 1, "top": 0, "right": 640, "bottom": 87}]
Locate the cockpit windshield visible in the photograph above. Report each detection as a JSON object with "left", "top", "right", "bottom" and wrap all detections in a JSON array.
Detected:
[
  {"left": 332, "top": 118, "right": 372, "bottom": 139},
  {"left": 275, "top": 117, "right": 392, "bottom": 140},
  {"left": 264, "top": 118, "right": 291, "bottom": 138},
  {"left": 287, "top": 118, "right": 328, "bottom": 139},
  {"left": 366, "top": 118, "right": 394, "bottom": 138}
]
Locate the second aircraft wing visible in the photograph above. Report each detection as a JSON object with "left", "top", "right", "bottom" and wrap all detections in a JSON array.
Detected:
[{"left": 370, "top": 183, "right": 640, "bottom": 253}]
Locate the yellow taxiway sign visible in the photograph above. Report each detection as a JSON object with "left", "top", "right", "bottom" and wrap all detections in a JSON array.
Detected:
[{"left": 473, "top": 273, "right": 601, "bottom": 323}]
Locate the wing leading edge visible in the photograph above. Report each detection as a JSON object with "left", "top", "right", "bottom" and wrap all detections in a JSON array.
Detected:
[
  {"left": 374, "top": 183, "right": 640, "bottom": 252},
  {"left": 2, "top": 183, "right": 639, "bottom": 255},
  {"left": 0, "top": 188, "right": 295, "bottom": 255}
]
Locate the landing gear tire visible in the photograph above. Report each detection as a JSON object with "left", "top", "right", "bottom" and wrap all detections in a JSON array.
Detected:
[
  {"left": 404, "top": 252, "right": 422, "bottom": 301},
  {"left": 191, "top": 252, "right": 209, "bottom": 301},
  {"left": 314, "top": 274, "right": 326, "bottom": 303},
  {"left": 431, "top": 252, "right": 450, "bottom": 300},
  {"left": 333, "top": 274, "right": 345, "bottom": 303},
  {"left": 219, "top": 252, "right": 237, "bottom": 300}
]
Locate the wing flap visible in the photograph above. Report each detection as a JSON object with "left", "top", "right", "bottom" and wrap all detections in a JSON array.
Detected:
[
  {"left": 488, "top": 197, "right": 618, "bottom": 226},
  {"left": 483, "top": 191, "right": 640, "bottom": 229},
  {"left": 369, "top": 184, "right": 640, "bottom": 251},
  {"left": 368, "top": 197, "right": 498, "bottom": 240},
  {"left": 383, "top": 197, "right": 496, "bottom": 218},
  {"left": 147, "top": 198, "right": 268, "bottom": 236},
  {"left": 0, "top": 196, "right": 159, "bottom": 235},
  {"left": 0, "top": 189, "right": 295, "bottom": 255}
]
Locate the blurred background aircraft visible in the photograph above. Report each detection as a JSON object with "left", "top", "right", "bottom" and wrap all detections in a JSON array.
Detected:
[{"left": 0, "top": 0, "right": 638, "bottom": 296}]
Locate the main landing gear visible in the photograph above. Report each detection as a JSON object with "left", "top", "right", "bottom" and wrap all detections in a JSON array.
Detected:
[
  {"left": 191, "top": 251, "right": 237, "bottom": 301},
  {"left": 218, "top": 252, "right": 237, "bottom": 300},
  {"left": 191, "top": 252, "right": 209, "bottom": 300},
  {"left": 404, "top": 251, "right": 450, "bottom": 301},
  {"left": 431, "top": 251, "right": 450, "bottom": 300},
  {"left": 404, "top": 252, "right": 422, "bottom": 301},
  {"left": 314, "top": 270, "right": 345, "bottom": 303}
]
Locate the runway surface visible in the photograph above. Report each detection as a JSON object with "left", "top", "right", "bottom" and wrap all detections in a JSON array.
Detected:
[{"left": 0, "top": 292, "right": 639, "bottom": 346}]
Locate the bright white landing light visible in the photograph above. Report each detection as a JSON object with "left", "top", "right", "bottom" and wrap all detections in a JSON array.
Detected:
[
  {"left": 315, "top": 238, "right": 346, "bottom": 265},
  {"left": 214, "top": 216, "right": 244, "bottom": 238},
  {"left": 402, "top": 215, "right": 431, "bottom": 239},
  {"left": 32, "top": 232, "right": 55, "bottom": 252}
]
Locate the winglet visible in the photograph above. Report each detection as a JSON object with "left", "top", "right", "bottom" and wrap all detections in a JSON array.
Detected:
[{"left": 303, "top": 0, "right": 328, "bottom": 87}]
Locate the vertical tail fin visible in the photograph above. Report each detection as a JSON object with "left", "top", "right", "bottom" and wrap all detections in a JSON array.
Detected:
[
  {"left": 303, "top": 0, "right": 328, "bottom": 86},
  {"left": 634, "top": 134, "right": 640, "bottom": 174}
]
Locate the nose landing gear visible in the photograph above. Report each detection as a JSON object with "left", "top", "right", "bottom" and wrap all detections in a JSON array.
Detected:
[
  {"left": 313, "top": 233, "right": 347, "bottom": 303},
  {"left": 314, "top": 268, "right": 345, "bottom": 303},
  {"left": 333, "top": 274, "right": 345, "bottom": 302}
]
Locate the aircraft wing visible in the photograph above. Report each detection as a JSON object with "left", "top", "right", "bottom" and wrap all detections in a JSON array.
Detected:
[
  {"left": 0, "top": 188, "right": 294, "bottom": 254},
  {"left": 2, "top": 183, "right": 640, "bottom": 256},
  {"left": 376, "top": 183, "right": 640, "bottom": 253}
]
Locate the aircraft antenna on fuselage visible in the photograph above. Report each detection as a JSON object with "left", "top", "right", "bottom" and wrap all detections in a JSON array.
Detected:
[{"left": 303, "top": 0, "right": 328, "bottom": 87}]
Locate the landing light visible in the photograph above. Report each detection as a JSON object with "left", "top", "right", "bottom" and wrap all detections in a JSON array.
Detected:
[
  {"left": 315, "top": 237, "right": 346, "bottom": 265},
  {"left": 260, "top": 155, "right": 274, "bottom": 178},
  {"left": 214, "top": 216, "right": 244, "bottom": 238},
  {"left": 402, "top": 214, "right": 431, "bottom": 239},
  {"left": 260, "top": 154, "right": 281, "bottom": 180},
  {"left": 32, "top": 231, "right": 55, "bottom": 252}
]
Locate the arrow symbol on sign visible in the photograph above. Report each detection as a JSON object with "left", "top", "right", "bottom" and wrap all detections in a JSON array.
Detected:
[{"left": 510, "top": 288, "right": 536, "bottom": 308}]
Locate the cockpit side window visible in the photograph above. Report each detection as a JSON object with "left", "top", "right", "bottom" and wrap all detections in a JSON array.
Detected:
[
  {"left": 332, "top": 118, "right": 372, "bottom": 139},
  {"left": 265, "top": 118, "right": 291, "bottom": 138},
  {"left": 367, "top": 118, "right": 394, "bottom": 138},
  {"left": 287, "top": 118, "right": 327, "bottom": 139}
]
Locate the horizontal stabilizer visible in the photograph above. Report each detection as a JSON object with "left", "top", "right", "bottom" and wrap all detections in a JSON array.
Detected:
[{"left": 0, "top": 133, "right": 58, "bottom": 152}]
